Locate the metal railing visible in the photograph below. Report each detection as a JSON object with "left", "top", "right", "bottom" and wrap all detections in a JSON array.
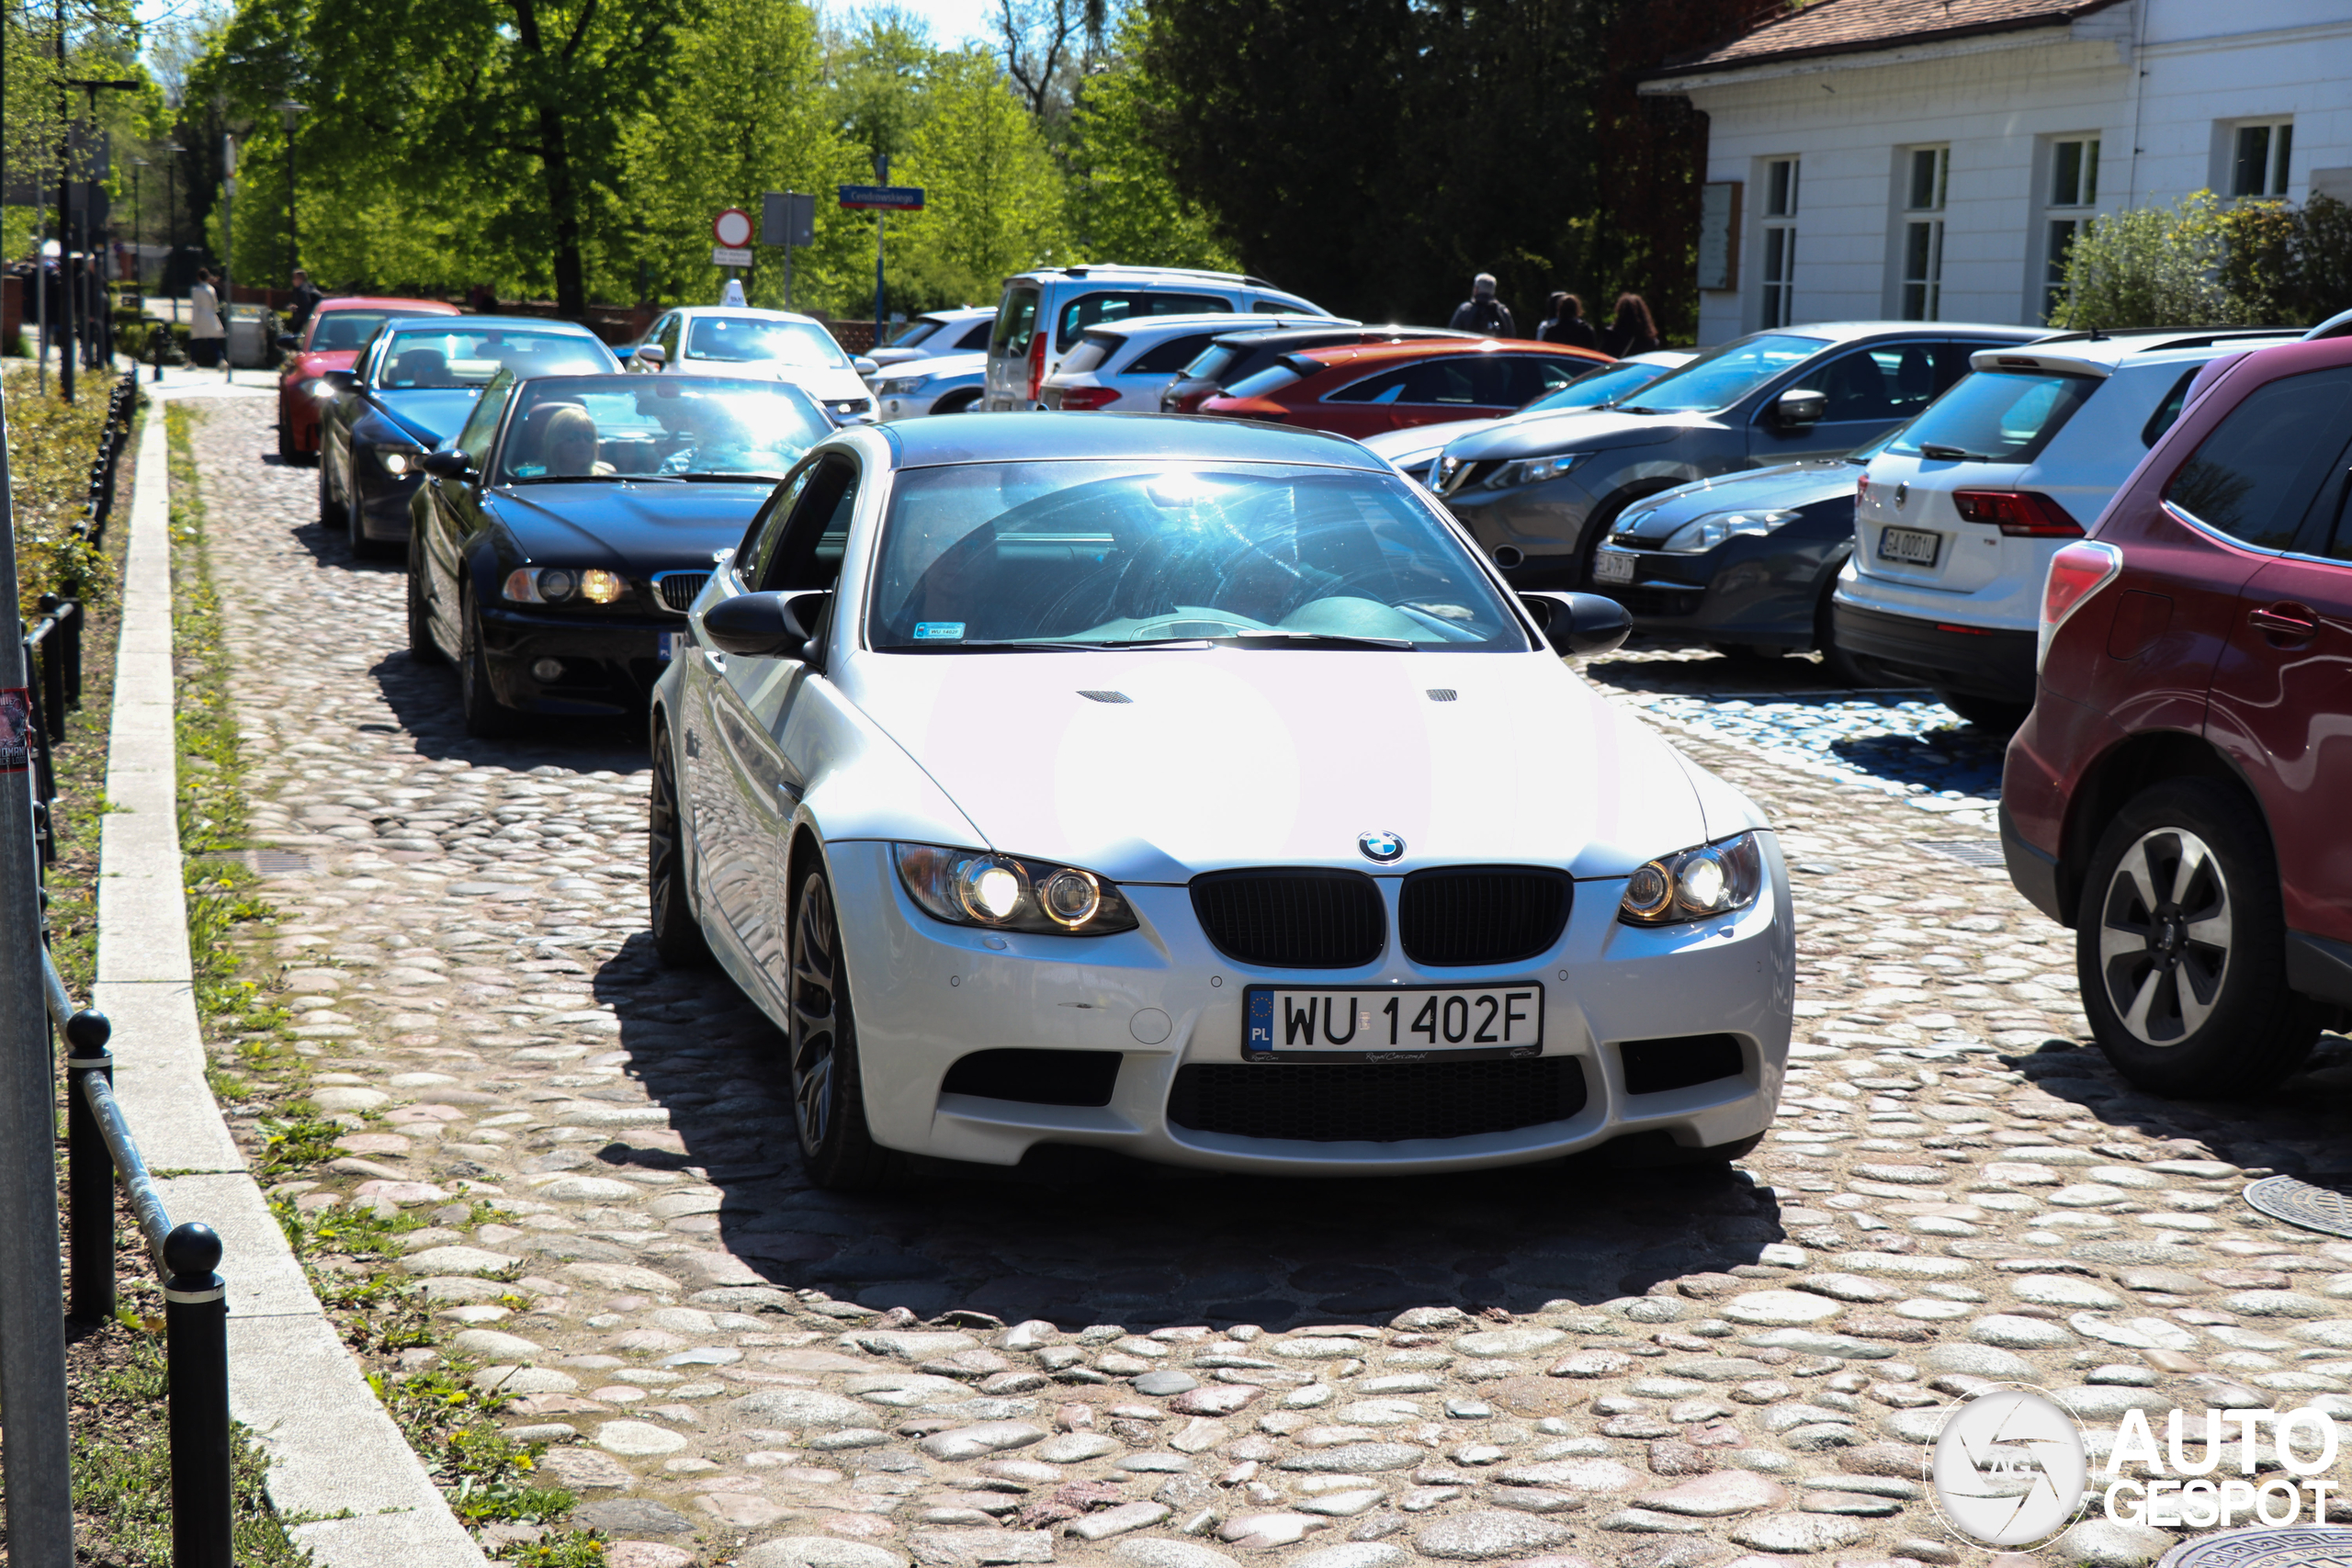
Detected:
[{"left": 50, "top": 949, "right": 234, "bottom": 1568}]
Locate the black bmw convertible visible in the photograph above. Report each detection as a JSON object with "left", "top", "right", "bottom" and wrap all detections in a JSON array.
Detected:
[{"left": 404, "top": 372, "right": 832, "bottom": 735}]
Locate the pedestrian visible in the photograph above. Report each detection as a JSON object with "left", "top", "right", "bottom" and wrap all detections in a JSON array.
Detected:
[
  {"left": 189, "top": 267, "right": 225, "bottom": 369},
  {"left": 1599, "top": 293, "right": 1660, "bottom": 358},
  {"left": 719, "top": 276, "right": 747, "bottom": 307},
  {"left": 1539, "top": 292, "right": 1600, "bottom": 352},
  {"left": 1447, "top": 273, "right": 1515, "bottom": 338},
  {"left": 288, "top": 267, "right": 322, "bottom": 337}
]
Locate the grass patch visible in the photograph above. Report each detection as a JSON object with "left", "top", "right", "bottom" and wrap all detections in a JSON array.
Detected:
[{"left": 6, "top": 367, "right": 118, "bottom": 621}]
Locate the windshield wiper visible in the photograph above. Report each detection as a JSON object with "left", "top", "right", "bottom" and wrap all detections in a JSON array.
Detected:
[
  {"left": 670, "top": 471, "right": 786, "bottom": 482},
  {"left": 1227, "top": 631, "right": 1414, "bottom": 650},
  {"left": 505, "top": 474, "right": 640, "bottom": 485},
  {"left": 1918, "top": 443, "right": 1989, "bottom": 462},
  {"left": 893, "top": 638, "right": 1215, "bottom": 653}
]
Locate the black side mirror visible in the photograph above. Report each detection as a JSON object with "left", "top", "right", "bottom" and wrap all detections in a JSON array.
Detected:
[
  {"left": 700, "top": 590, "right": 829, "bottom": 660},
  {"left": 1773, "top": 388, "right": 1827, "bottom": 430},
  {"left": 313, "top": 368, "right": 356, "bottom": 397},
  {"left": 421, "top": 449, "right": 472, "bottom": 480},
  {"left": 1521, "top": 591, "right": 1632, "bottom": 659},
  {"left": 276, "top": 332, "right": 299, "bottom": 352}
]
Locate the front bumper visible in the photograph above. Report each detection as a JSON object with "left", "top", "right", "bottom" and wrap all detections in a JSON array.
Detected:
[
  {"left": 1440, "top": 479, "right": 1601, "bottom": 586},
  {"left": 354, "top": 464, "right": 424, "bottom": 542},
  {"left": 477, "top": 604, "right": 679, "bottom": 716},
  {"left": 1590, "top": 531, "right": 1845, "bottom": 648},
  {"left": 800, "top": 839, "right": 1794, "bottom": 1176},
  {"left": 1829, "top": 600, "right": 2036, "bottom": 703}
]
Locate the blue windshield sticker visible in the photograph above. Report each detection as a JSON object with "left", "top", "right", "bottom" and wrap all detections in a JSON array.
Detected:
[{"left": 912, "top": 622, "right": 967, "bottom": 642}]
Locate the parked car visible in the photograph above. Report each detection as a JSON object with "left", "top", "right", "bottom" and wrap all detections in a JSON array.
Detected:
[
  {"left": 406, "top": 372, "right": 832, "bottom": 736},
  {"left": 1040, "top": 312, "right": 1351, "bottom": 412},
  {"left": 276, "top": 296, "right": 458, "bottom": 465},
  {"left": 984, "top": 265, "right": 1332, "bottom": 411},
  {"left": 868, "top": 308, "right": 998, "bottom": 370},
  {"left": 2001, "top": 321, "right": 2352, "bottom": 1099},
  {"left": 1363, "top": 351, "right": 1697, "bottom": 485},
  {"left": 1430, "top": 323, "right": 2041, "bottom": 590},
  {"left": 1160, "top": 325, "right": 1474, "bottom": 415},
  {"left": 873, "top": 353, "right": 987, "bottom": 421},
  {"left": 318, "top": 316, "right": 619, "bottom": 557},
  {"left": 650, "top": 412, "right": 1793, "bottom": 1188},
  {"left": 1199, "top": 339, "right": 1612, "bottom": 439},
  {"left": 1587, "top": 429, "right": 1900, "bottom": 676},
  {"left": 626, "top": 307, "right": 879, "bottom": 423},
  {"left": 1831, "top": 329, "right": 2300, "bottom": 728}
]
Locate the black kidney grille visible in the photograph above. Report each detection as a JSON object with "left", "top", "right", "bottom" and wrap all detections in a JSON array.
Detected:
[
  {"left": 1398, "top": 867, "right": 1572, "bottom": 966},
  {"left": 654, "top": 571, "right": 710, "bottom": 613},
  {"left": 1190, "top": 869, "right": 1385, "bottom": 968},
  {"left": 1168, "top": 1056, "right": 1586, "bottom": 1143}
]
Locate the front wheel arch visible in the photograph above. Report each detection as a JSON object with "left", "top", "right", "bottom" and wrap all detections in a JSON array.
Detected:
[{"left": 2057, "top": 731, "right": 2267, "bottom": 931}]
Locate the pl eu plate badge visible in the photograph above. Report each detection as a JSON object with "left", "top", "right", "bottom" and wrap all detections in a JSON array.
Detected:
[{"left": 1246, "top": 989, "right": 1274, "bottom": 1056}]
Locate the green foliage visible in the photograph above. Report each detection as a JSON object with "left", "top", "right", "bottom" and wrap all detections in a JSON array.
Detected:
[
  {"left": 2052, "top": 191, "right": 2352, "bottom": 332},
  {"left": 1064, "top": 11, "right": 1233, "bottom": 271},
  {"left": 254, "top": 1114, "right": 345, "bottom": 1176},
  {"left": 891, "top": 50, "right": 1070, "bottom": 307},
  {"left": 3, "top": 376, "right": 119, "bottom": 618},
  {"left": 495, "top": 1533, "right": 608, "bottom": 1568}
]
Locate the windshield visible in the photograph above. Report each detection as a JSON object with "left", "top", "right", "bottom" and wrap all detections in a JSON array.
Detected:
[
  {"left": 888, "top": 319, "right": 941, "bottom": 348},
  {"left": 869, "top": 461, "right": 1531, "bottom": 652},
  {"left": 493, "top": 377, "right": 831, "bottom": 483},
  {"left": 308, "top": 310, "right": 395, "bottom": 352},
  {"left": 1621, "top": 333, "right": 1826, "bottom": 414},
  {"left": 377, "top": 328, "right": 611, "bottom": 388},
  {"left": 685, "top": 316, "right": 850, "bottom": 370},
  {"left": 1520, "top": 357, "right": 1677, "bottom": 415},
  {"left": 1183, "top": 342, "right": 1254, "bottom": 384},
  {"left": 1887, "top": 370, "right": 2098, "bottom": 463}
]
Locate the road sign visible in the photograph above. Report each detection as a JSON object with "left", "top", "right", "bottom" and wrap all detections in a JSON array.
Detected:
[
  {"left": 763, "top": 191, "right": 815, "bottom": 248},
  {"left": 712, "top": 208, "right": 753, "bottom": 248},
  {"left": 838, "top": 185, "right": 925, "bottom": 211},
  {"left": 711, "top": 245, "right": 752, "bottom": 268}
]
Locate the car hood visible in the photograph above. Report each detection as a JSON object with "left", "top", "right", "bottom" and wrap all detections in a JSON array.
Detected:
[
  {"left": 487, "top": 480, "right": 772, "bottom": 563},
  {"left": 368, "top": 388, "right": 484, "bottom": 446},
  {"left": 840, "top": 649, "right": 1713, "bottom": 883},
  {"left": 1612, "top": 458, "right": 1860, "bottom": 538},
  {"left": 288, "top": 350, "right": 359, "bottom": 382},
  {"left": 885, "top": 353, "right": 988, "bottom": 384},
  {"left": 1441, "top": 409, "right": 1702, "bottom": 463},
  {"left": 1359, "top": 417, "right": 1497, "bottom": 467}
]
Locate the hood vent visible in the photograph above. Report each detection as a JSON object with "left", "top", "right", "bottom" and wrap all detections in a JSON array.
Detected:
[
  {"left": 1079, "top": 690, "right": 1132, "bottom": 704},
  {"left": 1426, "top": 689, "right": 1457, "bottom": 703}
]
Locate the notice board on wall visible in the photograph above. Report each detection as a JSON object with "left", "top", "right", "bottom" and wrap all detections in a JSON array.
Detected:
[{"left": 1698, "top": 182, "right": 1742, "bottom": 293}]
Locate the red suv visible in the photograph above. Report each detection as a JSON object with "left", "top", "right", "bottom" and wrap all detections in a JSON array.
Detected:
[{"left": 2004, "top": 322, "right": 2352, "bottom": 1098}]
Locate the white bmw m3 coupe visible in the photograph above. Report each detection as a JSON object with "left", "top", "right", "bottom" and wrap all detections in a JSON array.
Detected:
[{"left": 649, "top": 414, "right": 1793, "bottom": 1189}]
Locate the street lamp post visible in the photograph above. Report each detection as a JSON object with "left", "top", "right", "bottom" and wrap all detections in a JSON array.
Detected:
[
  {"left": 274, "top": 101, "right": 305, "bottom": 281},
  {"left": 164, "top": 142, "right": 185, "bottom": 310}
]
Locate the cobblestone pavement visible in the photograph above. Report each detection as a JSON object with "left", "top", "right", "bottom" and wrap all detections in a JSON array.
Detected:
[{"left": 187, "top": 393, "right": 2352, "bottom": 1568}]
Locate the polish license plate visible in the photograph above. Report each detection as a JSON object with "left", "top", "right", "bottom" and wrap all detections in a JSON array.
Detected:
[
  {"left": 1877, "top": 526, "right": 1941, "bottom": 567},
  {"left": 658, "top": 632, "right": 684, "bottom": 661},
  {"left": 1244, "top": 983, "right": 1544, "bottom": 1062},
  {"left": 1591, "top": 550, "right": 1635, "bottom": 586}
]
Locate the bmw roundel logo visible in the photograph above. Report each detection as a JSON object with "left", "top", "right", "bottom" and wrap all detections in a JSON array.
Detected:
[{"left": 1359, "top": 830, "right": 1406, "bottom": 864}]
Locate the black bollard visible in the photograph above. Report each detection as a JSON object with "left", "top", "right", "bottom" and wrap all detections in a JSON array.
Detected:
[
  {"left": 63, "top": 1013, "right": 116, "bottom": 1324},
  {"left": 163, "top": 1222, "right": 234, "bottom": 1568}
]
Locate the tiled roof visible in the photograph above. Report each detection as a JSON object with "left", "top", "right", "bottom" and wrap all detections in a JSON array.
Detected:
[{"left": 1648, "top": 0, "right": 2129, "bottom": 78}]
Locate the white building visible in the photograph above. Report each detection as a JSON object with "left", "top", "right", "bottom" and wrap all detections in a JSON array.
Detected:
[{"left": 1639, "top": 0, "right": 2352, "bottom": 343}]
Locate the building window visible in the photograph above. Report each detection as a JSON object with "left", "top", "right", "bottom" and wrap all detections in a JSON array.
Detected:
[
  {"left": 2042, "top": 135, "right": 2100, "bottom": 324},
  {"left": 2231, "top": 120, "right": 2293, "bottom": 197},
  {"left": 1760, "top": 158, "right": 1798, "bottom": 330},
  {"left": 1899, "top": 146, "right": 1948, "bottom": 321}
]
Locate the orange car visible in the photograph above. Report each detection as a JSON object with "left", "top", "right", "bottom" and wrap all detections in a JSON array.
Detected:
[
  {"left": 277, "top": 296, "right": 460, "bottom": 462},
  {"left": 1197, "top": 337, "right": 1610, "bottom": 439}
]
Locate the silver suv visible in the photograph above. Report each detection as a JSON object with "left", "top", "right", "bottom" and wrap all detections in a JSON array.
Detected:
[
  {"left": 1430, "top": 322, "right": 2042, "bottom": 587},
  {"left": 983, "top": 265, "right": 1330, "bottom": 412}
]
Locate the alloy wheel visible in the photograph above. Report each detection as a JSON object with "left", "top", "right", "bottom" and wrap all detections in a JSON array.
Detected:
[
  {"left": 2096, "top": 825, "right": 2233, "bottom": 1046},
  {"left": 790, "top": 874, "right": 842, "bottom": 1151}
]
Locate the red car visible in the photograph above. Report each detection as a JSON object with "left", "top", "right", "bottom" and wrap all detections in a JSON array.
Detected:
[
  {"left": 2003, "top": 321, "right": 2352, "bottom": 1099},
  {"left": 1197, "top": 338, "right": 1611, "bottom": 439},
  {"left": 277, "top": 296, "right": 459, "bottom": 462}
]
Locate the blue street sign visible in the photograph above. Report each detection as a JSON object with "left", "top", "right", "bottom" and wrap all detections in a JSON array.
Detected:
[{"left": 838, "top": 185, "right": 926, "bottom": 211}]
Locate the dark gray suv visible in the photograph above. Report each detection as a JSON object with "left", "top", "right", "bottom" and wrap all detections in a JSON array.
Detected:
[{"left": 1430, "top": 322, "right": 2043, "bottom": 587}]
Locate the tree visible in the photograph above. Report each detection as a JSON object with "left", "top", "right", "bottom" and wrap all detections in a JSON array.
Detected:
[
  {"left": 993, "top": 0, "right": 1108, "bottom": 129},
  {"left": 1063, "top": 11, "right": 1230, "bottom": 270},
  {"left": 890, "top": 49, "right": 1067, "bottom": 308}
]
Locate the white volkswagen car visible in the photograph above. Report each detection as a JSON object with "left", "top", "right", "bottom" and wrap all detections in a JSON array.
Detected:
[
  {"left": 649, "top": 415, "right": 1793, "bottom": 1188},
  {"left": 628, "top": 306, "right": 880, "bottom": 423}
]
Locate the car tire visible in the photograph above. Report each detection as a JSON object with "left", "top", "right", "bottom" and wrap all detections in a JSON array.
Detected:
[
  {"left": 787, "top": 864, "right": 901, "bottom": 1190},
  {"left": 1813, "top": 577, "right": 1883, "bottom": 686},
  {"left": 406, "top": 537, "right": 445, "bottom": 666},
  {"left": 458, "top": 592, "right": 516, "bottom": 739},
  {"left": 346, "top": 482, "right": 390, "bottom": 560},
  {"left": 2076, "top": 777, "right": 2323, "bottom": 1098},
  {"left": 1708, "top": 642, "right": 1784, "bottom": 662},
  {"left": 277, "top": 420, "right": 295, "bottom": 464},
  {"left": 648, "top": 733, "right": 710, "bottom": 967},
  {"left": 1936, "top": 691, "right": 2031, "bottom": 731},
  {"left": 318, "top": 458, "right": 337, "bottom": 526}
]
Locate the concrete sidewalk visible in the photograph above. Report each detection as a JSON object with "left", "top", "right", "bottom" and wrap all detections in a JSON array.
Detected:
[{"left": 99, "top": 393, "right": 489, "bottom": 1568}]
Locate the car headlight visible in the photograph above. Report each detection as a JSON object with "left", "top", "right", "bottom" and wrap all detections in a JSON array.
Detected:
[
  {"left": 308, "top": 379, "right": 342, "bottom": 402},
  {"left": 1659, "top": 510, "right": 1799, "bottom": 555},
  {"left": 1486, "top": 453, "right": 1582, "bottom": 489},
  {"left": 1619, "top": 832, "right": 1765, "bottom": 926},
  {"left": 503, "top": 567, "right": 628, "bottom": 605},
  {"left": 893, "top": 844, "right": 1139, "bottom": 936},
  {"left": 877, "top": 378, "right": 922, "bottom": 396},
  {"left": 375, "top": 444, "right": 427, "bottom": 476}
]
